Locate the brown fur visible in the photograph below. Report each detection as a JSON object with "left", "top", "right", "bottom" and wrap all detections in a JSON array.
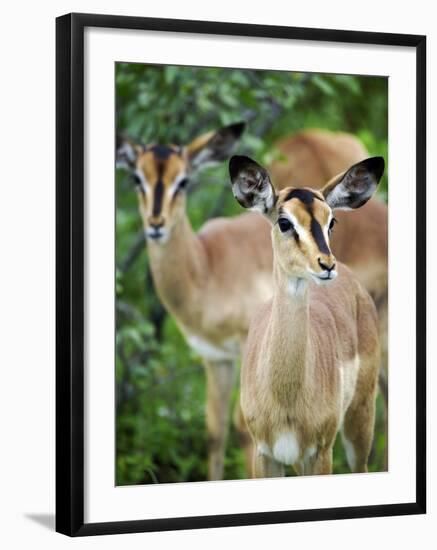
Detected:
[
  {"left": 242, "top": 265, "right": 379, "bottom": 475},
  {"left": 148, "top": 211, "right": 273, "bottom": 344},
  {"left": 127, "top": 128, "right": 274, "bottom": 480},
  {"left": 240, "top": 214, "right": 379, "bottom": 477},
  {"left": 228, "top": 153, "right": 382, "bottom": 477},
  {"left": 269, "top": 129, "right": 387, "bottom": 347},
  {"left": 269, "top": 129, "right": 388, "bottom": 465}
]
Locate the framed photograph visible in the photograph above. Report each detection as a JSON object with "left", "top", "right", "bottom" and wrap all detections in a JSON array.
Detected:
[{"left": 56, "top": 12, "right": 426, "bottom": 536}]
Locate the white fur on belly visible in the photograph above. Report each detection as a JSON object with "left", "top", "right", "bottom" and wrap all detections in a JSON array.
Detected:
[
  {"left": 273, "top": 432, "right": 300, "bottom": 465},
  {"left": 186, "top": 334, "right": 239, "bottom": 362}
]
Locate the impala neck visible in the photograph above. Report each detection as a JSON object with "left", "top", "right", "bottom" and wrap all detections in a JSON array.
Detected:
[
  {"left": 147, "top": 213, "right": 208, "bottom": 325},
  {"left": 266, "top": 258, "right": 311, "bottom": 396}
]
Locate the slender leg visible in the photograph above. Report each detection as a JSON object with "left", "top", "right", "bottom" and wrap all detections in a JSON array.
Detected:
[
  {"left": 342, "top": 354, "right": 378, "bottom": 473},
  {"left": 293, "top": 462, "right": 304, "bottom": 476},
  {"left": 254, "top": 450, "right": 284, "bottom": 478},
  {"left": 233, "top": 397, "right": 255, "bottom": 478},
  {"left": 204, "top": 359, "right": 236, "bottom": 481},
  {"left": 309, "top": 447, "right": 333, "bottom": 475},
  {"left": 342, "top": 393, "right": 376, "bottom": 473}
]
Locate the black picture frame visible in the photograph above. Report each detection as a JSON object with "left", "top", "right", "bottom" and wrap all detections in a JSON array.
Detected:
[{"left": 56, "top": 12, "right": 426, "bottom": 537}]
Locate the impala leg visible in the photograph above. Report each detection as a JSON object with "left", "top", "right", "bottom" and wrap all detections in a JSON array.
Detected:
[
  {"left": 341, "top": 360, "right": 377, "bottom": 472},
  {"left": 254, "top": 450, "right": 284, "bottom": 478},
  {"left": 204, "top": 359, "right": 236, "bottom": 481},
  {"left": 341, "top": 398, "right": 376, "bottom": 473},
  {"left": 233, "top": 398, "right": 255, "bottom": 478},
  {"left": 309, "top": 448, "right": 333, "bottom": 475}
]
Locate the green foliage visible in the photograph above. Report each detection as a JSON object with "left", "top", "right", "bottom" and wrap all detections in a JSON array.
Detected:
[{"left": 115, "top": 63, "right": 388, "bottom": 485}]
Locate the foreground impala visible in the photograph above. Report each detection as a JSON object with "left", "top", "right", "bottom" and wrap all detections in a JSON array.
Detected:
[
  {"left": 270, "top": 130, "right": 388, "bottom": 415},
  {"left": 229, "top": 155, "right": 383, "bottom": 476}
]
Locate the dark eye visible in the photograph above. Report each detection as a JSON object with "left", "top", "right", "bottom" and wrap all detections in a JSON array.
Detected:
[
  {"left": 132, "top": 173, "right": 142, "bottom": 187},
  {"left": 329, "top": 218, "right": 337, "bottom": 232},
  {"left": 173, "top": 178, "right": 189, "bottom": 196},
  {"left": 278, "top": 218, "right": 294, "bottom": 233},
  {"left": 178, "top": 178, "right": 189, "bottom": 190}
]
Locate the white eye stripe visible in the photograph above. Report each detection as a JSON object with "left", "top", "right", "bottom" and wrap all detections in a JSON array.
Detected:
[
  {"left": 282, "top": 212, "right": 309, "bottom": 242},
  {"left": 281, "top": 211, "right": 333, "bottom": 243},
  {"left": 134, "top": 170, "right": 148, "bottom": 192},
  {"left": 133, "top": 171, "right": 188, "bottom": 197},
  {"left": 169, "top": 172, "right": 188, "bottom": 195},
  {"left": 326, "top": 215, "right": 336, "bottom": 238}
]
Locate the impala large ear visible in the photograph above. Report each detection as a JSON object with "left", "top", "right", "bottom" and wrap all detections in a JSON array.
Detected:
[
  {"left": 116, "top": 135, "right": 144, "bottom": 170},
  {"left": 186, "top": 122, "right": 245, "bottom": 170},
  {"left": 229, "top": 155, "right": 277, "bottom": 217},
  {"left": 322, "top": 157, "right": 385, "bottom": 210}
]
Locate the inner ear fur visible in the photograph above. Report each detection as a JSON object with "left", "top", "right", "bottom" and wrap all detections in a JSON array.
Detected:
[
  {"left": 116, "top": 135, "right": 144, "bottom": 170},
  {"left": 229, "top": 155, "right": 277, "bottom": 216},
  {"left": 322, "top": 156, "right": 385, "bottom": 210}
]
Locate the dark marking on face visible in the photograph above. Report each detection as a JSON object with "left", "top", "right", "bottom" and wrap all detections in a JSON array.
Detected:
[
  {"left": 310, "top": 217, "right": 330, "bottom": 254},
  {"left": 150, "top": 144, "right": 176, "bottom": 160},
  {"left": 153, "top": 179, "right": 164, "bottom": 217},
  {"left": 283, "top": 188, "right": 323, "bottom": 205},
  {"left": 283, "top": 188, "right": 330, "bottom": 254}
]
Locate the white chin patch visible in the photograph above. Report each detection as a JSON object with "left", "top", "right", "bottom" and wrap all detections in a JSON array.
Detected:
[{"left": 310, "top": 270, "right": 337, "bottom": 285}]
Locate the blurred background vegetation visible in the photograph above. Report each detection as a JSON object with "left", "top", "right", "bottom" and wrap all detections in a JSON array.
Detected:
[{"left": 115, "top": 63, "right": 388, "bottom": 485}]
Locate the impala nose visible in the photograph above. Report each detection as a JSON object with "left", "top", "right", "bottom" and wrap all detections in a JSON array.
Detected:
[
  {"left": 318, "top": 258, "right": 336, "bottom": 273},
  {"left": 147, "top": 219, "right": 165, "bottom": 240}
]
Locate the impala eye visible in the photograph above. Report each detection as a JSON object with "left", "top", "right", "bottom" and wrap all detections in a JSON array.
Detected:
[
  {"left": 173, "top": 177, "right": 189, "bottom": 196},
  {"left": 329, "top": 218, "right": 337, "bottom": 232},
  {"left": 132, "top": 173, "right": 142, "bottom": 187},
  {"left": 278, "top": 218, "right": 294, "bottom": 233}
]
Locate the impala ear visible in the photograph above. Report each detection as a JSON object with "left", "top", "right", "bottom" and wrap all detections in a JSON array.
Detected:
[
  {"left": 186, "top": 122, "right": 245, "bottom": 170},
  {"left": 229, "top": 155, "right": 277, "bottom": 217},
  {"left": 116, "top": 135, "right": 144, "bottom": 170},
  {"left": 322, "top": 157, "right": 385, "bottom": 210}
]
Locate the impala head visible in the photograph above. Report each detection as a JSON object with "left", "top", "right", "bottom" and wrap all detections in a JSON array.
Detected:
[
  {"left": 229, "top": 155, "right": 384, "bottom": 284},
  {"left": 116, "top": 122, "right": 245, "bottom": 243}
]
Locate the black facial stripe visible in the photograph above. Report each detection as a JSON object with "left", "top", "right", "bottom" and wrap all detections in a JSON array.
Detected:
[
  {"left": 153, "top": 179, "right": 164, "bottom": 217},
  {"left": 310, "top": 217, "right": 330, "bottom": 254},
  {"left": 150, "top": 144, "right": 175, "bottom": 160},
  {"left": 284, "top": 188, "right": 323, "bottom": 204}
]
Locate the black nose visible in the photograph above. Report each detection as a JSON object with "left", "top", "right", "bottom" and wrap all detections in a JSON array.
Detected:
[{"left": 318, "top": 258, "right": 336, "bottom": 272}]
